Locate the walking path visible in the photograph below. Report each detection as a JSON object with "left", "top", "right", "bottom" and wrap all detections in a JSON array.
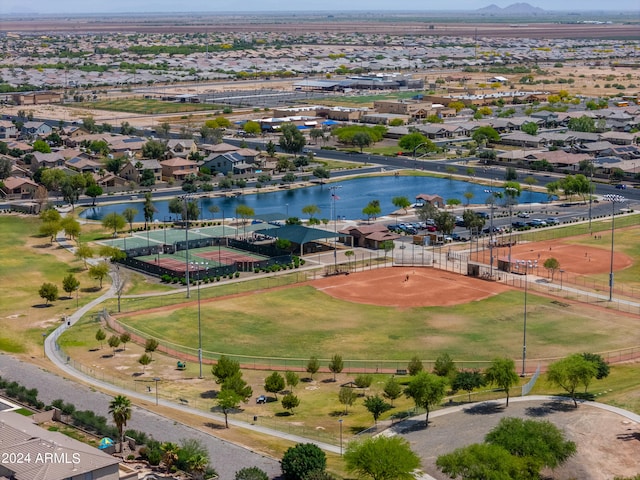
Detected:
[{"left": 42, "top": 229, "right": 640, "bottom": 479}]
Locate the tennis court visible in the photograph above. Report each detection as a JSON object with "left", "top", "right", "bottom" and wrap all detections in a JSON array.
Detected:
[{"left": 135, "top": 245, "right": 269, "bottom": 274}]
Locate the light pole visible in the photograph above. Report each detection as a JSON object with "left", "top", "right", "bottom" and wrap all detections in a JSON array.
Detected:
[
  {"left": 484, "top": 179, "right": 499, "bottom": 277},
  {"left": 191, "top": 260, "right": 208, "bottom": 379},
  {"left": 339, "top": 418, "right": 343, "bottom": 456},
  {"left": 153, "top": 377, "right": 160, "bottom": 405},
  {"left": 42, "top": 332, "right": 47, "bottom": 358},
  {"left": 603, "top": 194, "right": 626, "bottom": 302},
  {"left": 559, "top": 269, "right": 565, "bottom": 290},
  {"left": 330, "top": 185, "right": 342, "bottom": 273},
  {"left": 412, "top": 142, "right": 431, "bottom": 170},
  {"left": 505, "top": 185, "right": 520, "bottom": 273},
  {"left": 180, "top": 195, "right": 192, "bottom": 299},
  {"left": 522, "top": 265, "right": 528, "bottom": 376}
]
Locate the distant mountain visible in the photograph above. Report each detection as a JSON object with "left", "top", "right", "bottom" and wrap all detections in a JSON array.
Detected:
[{"left": 477, "top": 3, "right": 546, "bottom": 14}]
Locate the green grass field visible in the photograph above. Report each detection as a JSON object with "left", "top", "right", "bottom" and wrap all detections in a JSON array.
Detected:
[
  {"left": 117, "top": 284, "right": 640, "bottom": 366},
  {"left": 0, "top": 216, "right": 105, "bottom": 355}
]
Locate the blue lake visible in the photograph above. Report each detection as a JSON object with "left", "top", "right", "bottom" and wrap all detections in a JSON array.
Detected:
[{"left": 80, "top": 176, "right": 550, "bottom": 222}]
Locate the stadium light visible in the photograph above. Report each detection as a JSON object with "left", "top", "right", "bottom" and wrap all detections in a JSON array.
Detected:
[{"left": 603, "top": 194, "right": 625, "bottom": 302}]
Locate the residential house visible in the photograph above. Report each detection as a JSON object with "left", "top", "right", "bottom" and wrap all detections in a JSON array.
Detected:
[
  {"left": 338, "top": 223, "right": 400, "bottom": 249},
  {"left": 524, "top": 151, "right": 591, "bottom": 171},
  {"left": 499, "top": 132, "right": 548, "bottom": 148},
  {"left": 30, "top": 151, "right": 66, "bottom": 172},
  {"left": 0, "top": 176, "right": 40, "bottom": 199},
  {"left": 21, "top": 121, "right": 53, "bottom": 138},
  {"left": 94, "top": 171, "right": 128, "bottom": 189},
  {"left": 202, "top": 152, "right": 248, "bottom": 175},
  {"left": 0, "top": 411, "right": 121, "bottom": 480},
  {"left": 65, "top": 156, "right": 103, "bottom": 173},
  {"left": 120, "top": 159, "right": 162, "bottom": 183},
  {"left": 160, "top": 157, "right": 198, "bottom": 181},
  {"left": 11, "top": 91, "right": 62, "bottom": 105},
  {"left": 109, "top": 136, "right": 147, "bottom": 157},
  {"left": 0, "top": 120, "right": 18, "bottom": 139},
  {"left": 573, "top": 141, "right": 615, "bottom": 156},
  {"left": 201, "top": 142, "right": 240, "bottom": 156},
  {"left": 599, "top": 131, "right": 637, "bottom": 146},
  {"left": 167, "top": 139, "right": 198, "bottom": 158}
]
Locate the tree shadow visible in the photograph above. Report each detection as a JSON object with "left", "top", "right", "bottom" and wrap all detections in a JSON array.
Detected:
[
  {"left": 275, "top": 411, "right": 292, "bottom": 417},
  {"left": 131, "top": 372, "right": 144, "bottom": 378},
  {"left": 32, "top": 303, "right": 53, "bottom": 308},
  {"left": 463, "top": 401, "right": 503, "bottom": 415},
  {"left": 321, "top": 378, "right": 336, "bottom": 384},
  {"left": 328, "top": 410, "right": 347, "bottom": 418},
  {"left": 200, "top": 390, "right": 218, "bottom": 399},
  {"left": 89, "top": 348, "right": 100, "bottom": 352},
  {"left": 33, "top": 243, "right": 53, "bottom": 249},
  {"left": 204, "top": 421, "right": 226, "bottom": 430},
  {"left": 525, "top": 400, "right": 574, "bottom": 417},
  {"left": 82, "top": 286, "right": 101, "bottom": 293},
  {"left": 68, "top": 266, "right": 85, "bottom": 273},
  {"left": 300, "top": 377, "right": 314, "bottom": 383},
  {"left": 101, "top": 354, "right": 114, "bottom": 359},
  {"left": 349, "top": 425, "right": 369, "bottom": 434}
]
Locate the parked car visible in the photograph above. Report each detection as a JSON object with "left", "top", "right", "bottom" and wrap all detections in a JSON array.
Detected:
[
  {"left": 256, "top": 395, "right": 267, "bottom": 404},
  {"left": 546, "top": 217, "right": 560, "bottom": 225},
  {"left": 512, "top": 221, "right": 527, "bottom": 228},
  {"left": 528, "top": 219, "right": 547, "bottom": 227},
  {"left": 615, "top": 184, "right": 627, "bottom": 189},
  {"left": 451, "top": 232, "right": 469, "bottom": 242},
  {"left": 426, "top": 225, "right": 437, "bottom": 232},
  {"left": 517, "top": 212, "right": 530, "bottom": 218}
]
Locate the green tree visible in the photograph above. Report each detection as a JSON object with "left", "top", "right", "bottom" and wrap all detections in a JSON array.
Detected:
[
  {"left": 145, "top": 338, "right": 159, "bottom": 359},
  {"left": 62, "top": 274, "right": 80, "bottom": 299},
  {"left": 505, "top": 166, "right": 518, "bottom": 181},
  {"left": 38, "top": 282, "right": 58, "bottom": 305},
  {"left": 398, "top": 132, "right": 434, "bottom": 153},
  {"left": 363, "top": 395, "right": 392, "bottom": 425},
  {"left": 122, "top": 207, "right": 138, "bottom": 236},
  {"left": 352, "top": 131, "right": 372, "bottom": 153},
  {"left": 392, "top": 196, "right": 411, "bottom": 214},
  {"left": 102, "top": 212, "right": 125, "bottom": 236},
  {"left": 354, "top": 374, "right": 373, "bottom": 389},
  {"left": 279, "top": 123, "right": 306, "bottom": 154},
  {"left": 106, "top": 157, "right": 123, "bottom": 174},
  {"left": 281, "top": 393, "right": 300, "bottom": 413},
  {"left": 142, "top": 139, "right": 166, "bottom": 159},
  {"left": 264, "top": 372, "right": 286, "bottom": 400},
  {"left": 119, "top": 332, "right": 131, "bottom": 350},
  {"left": 85, "top": 184, "right": 103, "bottom": 206},
  {"left": 88, "top": 262, "right": 110, "bottom": 288},
  {"left": 138, "top": 353, "right": 152, "bottom": 372},
  {"left": 120, "top": 121, "right": 135, "bottom": 135},
  {"left": 81, "top": 116, "right": 97, "bottom": 133},
  {"left": 521, "top": 122, "right": 538, "bottom": 136},
  {"left": 383, "top": 377, "right": 402, "bottom": 405},
  {"left": 60, "top": 216, "right": 81, "bottom": 243},
  {"left": 434, "top": 211, "right": 456, "bottom": 235},
  {"left": 362, "top": 200, "right": 381, "bottom": 223},
  {"left": 338, "top": 387, "right": 357, "bottom": 414},
  {"left": 33, "top": 138, "right": 51, "bottom": 153},
  {"left": 39, "top": 220, "right": 60, "bottom": 244},
  {"left": 484, "top": 357, "right": 519, "bottom": 407},
  {"left": 222, "top": 372, "right": 253, "bottom": 401},
  {"left": 109, "top": 395, "right": 132, "bottom": 452},
  {"left": 285, "top": 371, "right": 299, "bottom": 391},
  {"left": 568, "top": 115, "right": 596, "bottom": 133},
  {"left": 265, "top": 140, "right": 277, "bottom": 157},
  {"left": 161, "top": 442, "right": 180, "bottom": 473},
  {"left": 328, "top": 354, "right": 344, "bottom": 381},
  {"left": 312, "top": 166, "right": 330, "bottom": 183},
  {"left": 309, "top": 128, "right": 324, "bottom": 144},
  {"left": 281, "top": 443, "right": 326, "bottom": 480},
  {"left": 547, "top": 354, "right": 597, "bottom": 407},
  {"left": 472, "top": 126, "right": 500, "bottom": 145},
  {"left": 345, "top": 436, "right": 420, "bottom": 480},
  {"left": 212, "top": 355, "right": 240, "bottom": 384},
  {"left": 437, "top": 443, "right": 534, "bottom": 480},
  {"left": 95, "top": 328, "right": 106, "bottom": 349},
  {"left": 75, "top": 243, "right": 94, "bottom": 269},
  {"left": 302, "top": 204, "right": 321, "bottom": 221},
  {"left": 108, "top": 334, "right": 121, "bottom": 355},
  {"left": 306, "top": 356, "right": 320, "bottom": 379},
  {"left": 407, "top": 355, "right": 423, "bottom": 376},
  {"left": 217, "top": 388, "right": 241, "bottom": 428},
  {"left": 486, "top": 417, "right": 577, "bottom": 470},
  {"left": 463, "top": 191, "right": 474, "bottom": 206},
  {"left": 581, "top": 352, "right": 610, "bottom": 380},
  {"left": 235, "top": 467, "right": 269, "bottom": 480},
  {"left": 404, "top": 372, "right": 448, "bottom": 427},
  {"left": 452, "top": 370, "right": 486, "bottom": 402},
  {"left": 243, "top": 120, "right": 261, "bottom": 135},
  {"left": 433, "top": 352, "right": 457, "bottom": 379},
  {"left": 543, "top": 257, "right": 560, "bottom": 281}
]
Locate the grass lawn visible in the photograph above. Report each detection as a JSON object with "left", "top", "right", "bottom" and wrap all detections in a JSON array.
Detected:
[
  {"left": 0, "top": 215, "right": 108, "bottom": 356},
  {"left": 116, "top": 285, "right": 640, "bottom": 365}
]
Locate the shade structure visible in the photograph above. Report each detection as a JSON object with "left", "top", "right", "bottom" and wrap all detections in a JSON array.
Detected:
[{"left": 98, "top": 437, "right": 115, "bottom": 449}]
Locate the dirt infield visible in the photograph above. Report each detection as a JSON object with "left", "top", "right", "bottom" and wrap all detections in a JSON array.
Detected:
[
  {"left": 313, "top": 267, "right": 511, "bottom": 308},
  {"left": 507, "top": 237, "right": 633, "bottom": 276}
]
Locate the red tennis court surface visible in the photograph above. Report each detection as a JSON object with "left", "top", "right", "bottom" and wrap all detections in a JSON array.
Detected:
[{"left": 313, "top": 267, "right": 511, "bottom": 308}]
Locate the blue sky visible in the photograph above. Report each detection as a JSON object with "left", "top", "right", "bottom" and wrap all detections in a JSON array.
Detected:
[{"left": 2, "top": 0, "right": 638, "bottom": 14}]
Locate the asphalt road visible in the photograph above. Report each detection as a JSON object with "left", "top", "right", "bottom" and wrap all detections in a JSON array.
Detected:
[{"left": 0, "top": 354, "right": 281, "bottom": 480}]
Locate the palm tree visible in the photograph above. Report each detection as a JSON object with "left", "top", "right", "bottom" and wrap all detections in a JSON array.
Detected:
[
  {"left": 109, "top": 395, "right": 132, "bottom": 453},
  {"left": 188, "top": 453, "right": 209, "bottom": 480},
  {"left": 161, "top": 442, "right": 180, "bottom": 473}
]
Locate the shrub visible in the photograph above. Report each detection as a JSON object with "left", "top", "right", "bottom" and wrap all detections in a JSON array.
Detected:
[{"left": 281, "top": 443, "right": 327, "bottom": 480}]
